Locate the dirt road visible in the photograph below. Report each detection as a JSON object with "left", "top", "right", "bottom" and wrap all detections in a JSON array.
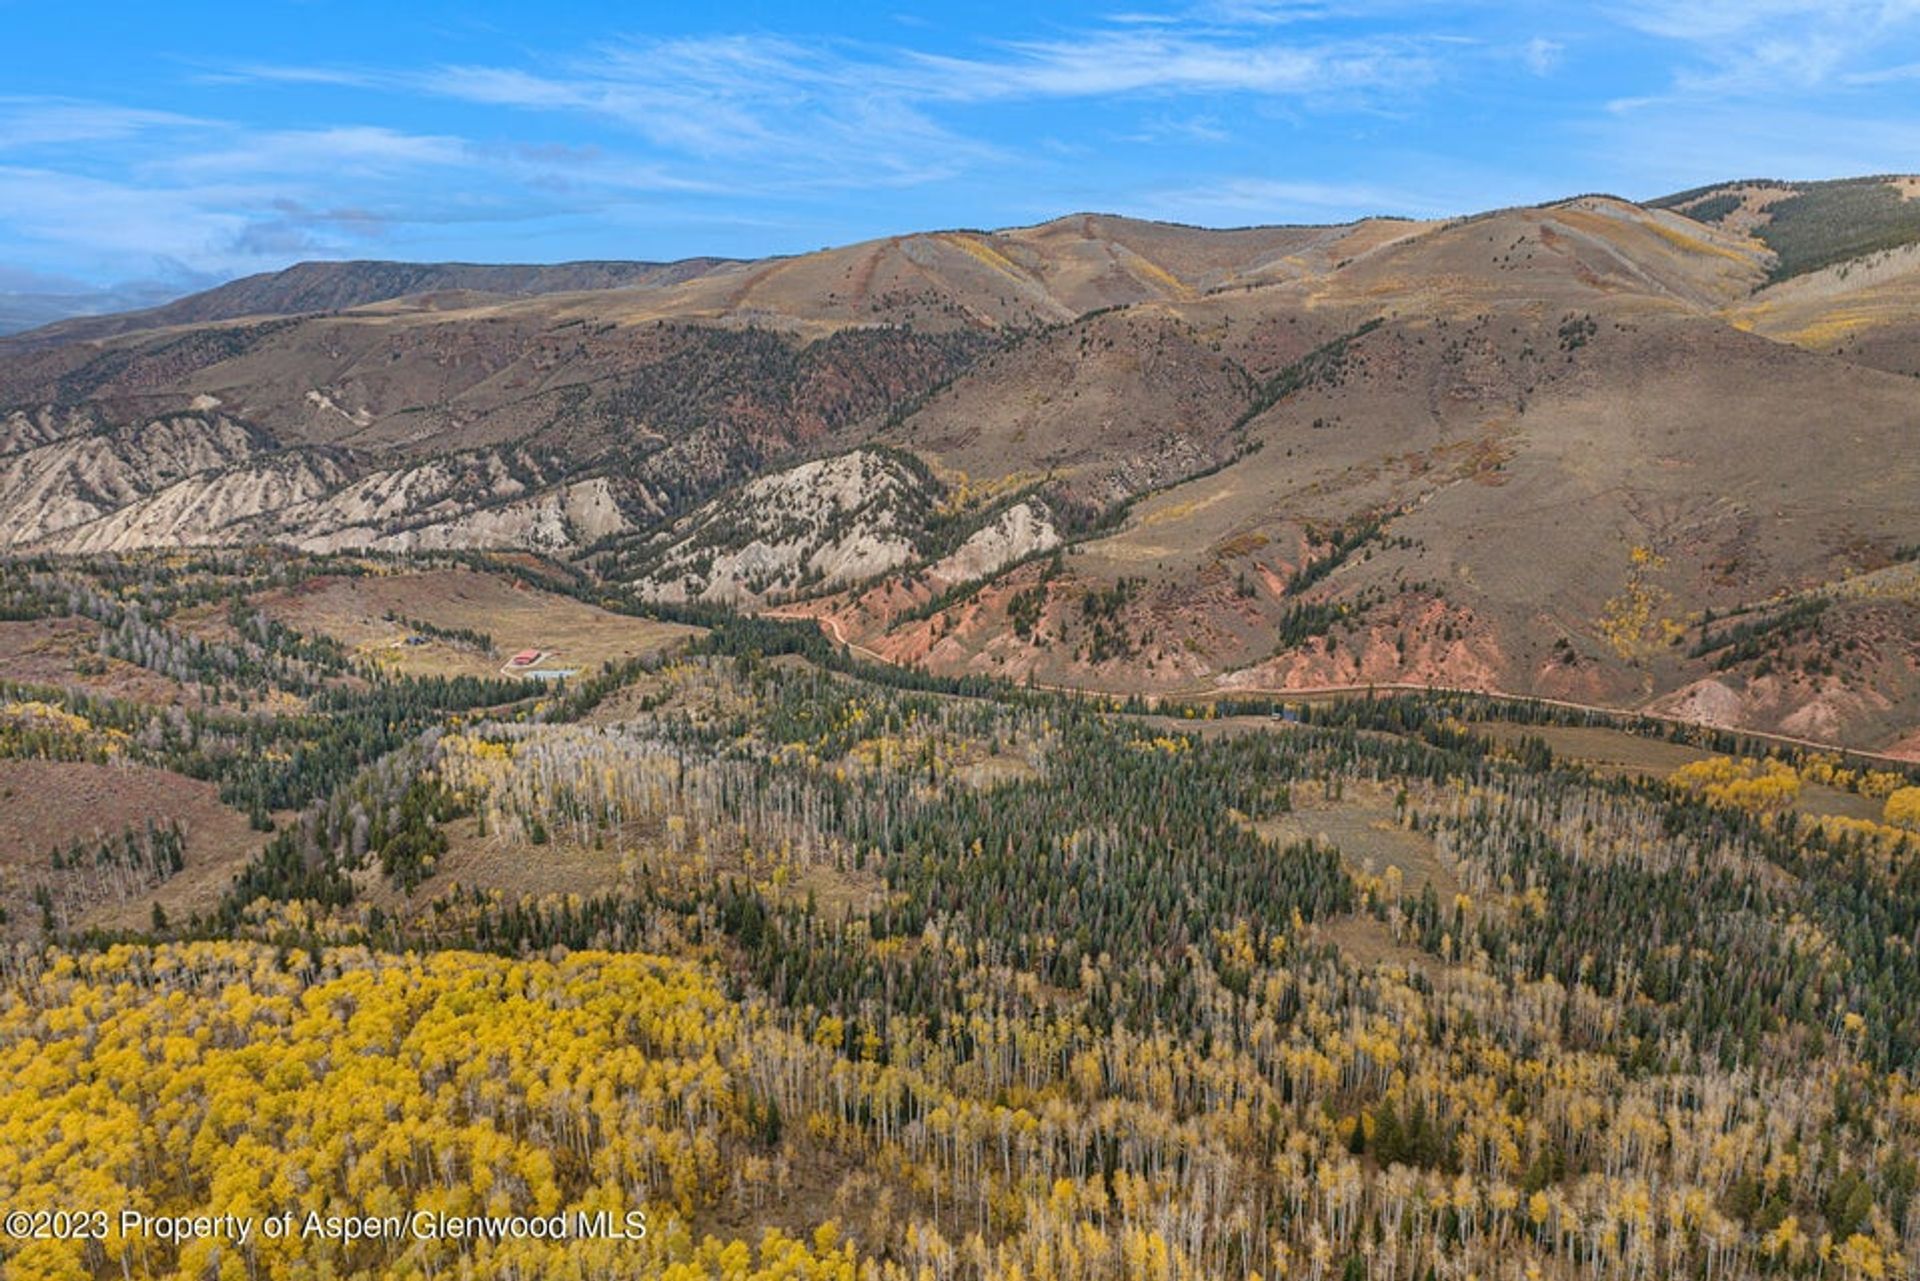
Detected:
[{"left": 777, "top": 614, "right": 1916, "bottom": 766}]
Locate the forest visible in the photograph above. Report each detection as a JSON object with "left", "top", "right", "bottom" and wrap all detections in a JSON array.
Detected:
[{"left": 1, "top": 552, "right": 1919, "bottom": 1280}]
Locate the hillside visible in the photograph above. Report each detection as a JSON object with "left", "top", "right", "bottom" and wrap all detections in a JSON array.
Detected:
[
  {"left": 1655, "top": 175, "right": 1920, "bottom": 282},
  {"left": 0, "top": 183, "right": 1916, "bottom": 751},
  {"left": 0, "top": 256, "right": 739, "bottom": 346},
  {"left": 4, "top": 178, "right": 1920, "bottom": 1281},
  {"left": 5, "top": 581, "right": 1918, "bottom": 1280}
]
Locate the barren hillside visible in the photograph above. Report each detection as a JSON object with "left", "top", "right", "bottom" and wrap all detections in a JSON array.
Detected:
[{"left": 2, "top": 183, "right": 1917, "bottom": 749}]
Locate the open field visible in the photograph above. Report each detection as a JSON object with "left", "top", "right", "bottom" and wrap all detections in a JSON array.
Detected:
[
  {"left": 1472, "top": 719, "right": 1886, "bottom": 820},
  {"left": 363, "top": 813, "right": 640, "bottom": 908},
  {"left": 1257, "top": 781, "right": 1465, "bottom": 977},
  {"left": 1316, "top": 913, "right": 1445, "bottom": 975},
  {"left": 0, "top": 617, "right": 205, "bottom": 707},
  {"left": 1255, "top": 779, "right": 1462, "bottom": 897},
  {"left": 258, "top": 566, "right": 698, "bottom": 679},
  {"left": 373, "top": 809, "right": 891, "bottom": 928},
  {"left": 0, "top": 759, "right": 260, "bottom": 937}
]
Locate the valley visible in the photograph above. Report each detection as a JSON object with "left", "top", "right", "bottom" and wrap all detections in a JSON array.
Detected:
[
  {"left": 3, "top": 180, "right": 1916, "bottom": 753},
  {"left": 3, "top": 174, "right": 1920, "bottom": 1280}
]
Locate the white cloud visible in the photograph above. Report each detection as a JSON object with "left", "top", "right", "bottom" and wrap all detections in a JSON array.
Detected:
[
  {"left": 233, "top": 24, "right": 1434, "bottom": 187},
  {"left": 1612, "top": 1, "right": 1920, "bottom": 42},
  {"left": 1609, "top": 0, "right": 1920, "bottom": 92},
  {"left": 201, "top": 64, "right": 382, "bottom": 89},
  {"left": 415, "top": 40, "right": 989, "bottom": 185},
  {"left": 0, "top": 110, "right": 715, "bottom": 279},
  {"left": 159, "top": 126, "right": 471, "bottom": 178},
  {"left": 906, "top": 29, "right": 1432, "bottom": 100},
  {"left": 1131, "top": 175, "right": 1456, "bottom": 223},
  {"left": 1188, "top": 0, "right": 1469, "bottom": 23},
  {"left": 0, "top": 165, "right": 256, "bottom": 267},
  {"left": 0, "top": 99, "right": 213, "bottom": 149},
  {"left": 1844, "top": 57, "right": 1920, "bottom": 81},
  {"left": 1120, "top": 112, "right": 1233, "bottom": 143},
  {"left": 1522, "top": 37, "right": 1564, "bottom": 75}
]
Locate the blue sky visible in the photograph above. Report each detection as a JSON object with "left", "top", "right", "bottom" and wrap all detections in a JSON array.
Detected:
[{"left": 4, "top": 0, "right": 1920, "bottom": 293}]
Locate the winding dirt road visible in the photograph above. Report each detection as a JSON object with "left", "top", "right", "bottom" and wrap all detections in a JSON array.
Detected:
[{"left": 787, "top": 614, "right": 1917, "bottom": 766}]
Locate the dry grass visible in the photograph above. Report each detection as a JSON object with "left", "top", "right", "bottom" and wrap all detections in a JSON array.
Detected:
[
  {"left": 1472, "top": 721, "right": 1884, "bottom": 821},
  {"left": 260, "top": 567, "right": 697, "bottom": 679},
  {"left": 0, "top": 618, "right": 201, "bottom": 707},
  {"left": 0, "top": 760, "right": 260, "bottom": 938},
  {"left": 1317, "top": 914, "right": 1441, "bottom": 976},
  {"left": 1255, "top": 780, "right": 1462, "bottom": 898},
  {"left": 953, "top": 754, "right": 1041, "bottom": 789},
  {"left": 387, "top": 812, "right": 889, "bottom": 926}
]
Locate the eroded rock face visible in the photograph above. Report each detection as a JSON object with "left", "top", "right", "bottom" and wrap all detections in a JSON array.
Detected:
[
  {"left": 928, "top": 501, "right": 1061, "bottom": 588},
  {"left": 3, "top": 420, "right": 641, "bottom": 557},
  {"left": 624, "top": 451, "right": 929, "bottom": 605},
  {"left": 0, "top": 414, "right": 271, "bottom": 546},
  {"left": 4, "top": 189, "right": 1920, "bottom": 751}
]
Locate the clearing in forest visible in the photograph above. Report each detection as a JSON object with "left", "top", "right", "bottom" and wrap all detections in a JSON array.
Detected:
[
  {"left": 0, "top": 759, "right": 260, "bottom": 938},
  {"left": 1255, "top": 779, "right": 1461, "bottom": 898},
  {"left": 1472, "top": 720, "right": 1885, "bottom": 821},
  {"left": 259, "top": 566, "right": 698, "bottom": 679}
]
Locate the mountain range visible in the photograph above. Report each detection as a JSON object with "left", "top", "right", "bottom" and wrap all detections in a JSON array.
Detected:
[{"left": 4, "top": 174, "right": 1919, "bottom": 752}]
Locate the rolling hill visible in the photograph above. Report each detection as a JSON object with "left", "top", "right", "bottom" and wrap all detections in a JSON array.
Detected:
[
  {"left": 0, "top": 256, "right": 740, "bottom": 346},
  {"left": 2, "top": 181, "right": 1917, "bottom": 751}
]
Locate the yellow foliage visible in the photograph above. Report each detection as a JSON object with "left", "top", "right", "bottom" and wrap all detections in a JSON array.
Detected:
[
  {"left": 1859, "top": 770, "right": 1907, "bottom": 800},
  {"left": 1597, "top": 547, "right": 1673, "bottom": 658},
  {"left": 942, "top": 232, "right": 1024, "bottom": 280},
  {"left": 0, "top": 943, "right": 773, "bottom": 1280},
  {"left": 1670, "top": 756, "right": 1802, "bottom": 814},
  {"left": 1782, "top": 312, "right": 1875, "bottom": 351},
  {"left": 2, "top": 700, "right": 97, "bottom": 736},
  {"left": 1810, "top": 814, "right": 1914, "bottom": 853},
  {"left": 1833, "top": 1232, "right": 1891, "bottom": 1279},
  {"left": 1117, "top": 248, "right": 1187, "bottom": 294},
  {"left": 1882, "top": 787, "right": 1920, "bottom": 828},
  {"left": 1645, "top": 218, "right": 1764, "bottom": 265}
]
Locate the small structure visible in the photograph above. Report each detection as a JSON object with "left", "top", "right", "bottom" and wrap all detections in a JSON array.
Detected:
[{"left": 508, "top": 649, "right": 541, "bottom": 667}]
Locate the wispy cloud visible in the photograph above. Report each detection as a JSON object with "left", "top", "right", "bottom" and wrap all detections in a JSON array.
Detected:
[
  {"left": 1132, "top": 175, "right": 1456, "bottom": 224},
  {"left": 0, "top": 86, "right": 741, "bottom": 280},
  {"left": 0, "top": 165, "right": 256, "bottom": 265},
  {"left": 904, "top": 29, "right": 1434, "bottom": 100},
  {"left": 1843, "top": 57, "right": 1920, "bottom": 82},
  {"left": 1521, "top": 37, "right": 1565, "bottom": 75},
  {"left": 1187, "top": 1, "right": 1466, "bottom": 24},
  {"left": 1119, "top": 112, "right": 1233, "bottom": 144},
  {"left": 199, "top": 64, "right": 382, "bottom": 89},
  {"left": 1610, "top": 0, "right": 1920, "bottom": 92},
  {"left": 0, "top": 98, "right": 213, "bottom": 149},
  {"left": 1611, "top": 1, "right": 1920, "bottom": 43},
  {"left": 231, "top": 23, "right": 1437, "bottom": 188},
  {"left": 158, "top": 126, "right": 471, "bottom": 179}
]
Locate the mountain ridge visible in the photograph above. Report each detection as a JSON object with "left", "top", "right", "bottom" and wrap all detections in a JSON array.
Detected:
[
  {"left": 3, "top": 175, "right": 1919, "bottom": 750},
  {"left": 0, "top": 255, "right": 744, "bottom": 346}
]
